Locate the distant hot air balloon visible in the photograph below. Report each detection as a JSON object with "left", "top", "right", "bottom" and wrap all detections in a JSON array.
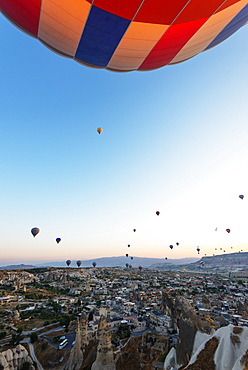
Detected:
[
  {"left": 126, "top": 254, "right": 129, "bottom": 257},
  {"left": 169, "top": 245, "right": 173, "bottom": 250},
  {"left": 215, "top": 227, "right": 218, "bottom": 231},
  {"left": 76, "top": 260, "right": 82, "bottom": 267},
  {"left": 126, "top": 263, "right": 129, "bottom": 268},
  {"left": 156, "top": 211, "right": 160, "bottom": 216},
  {"left": 129, "top": 264, "right": 132, "bottom": 269},
  {"left": 31, "top": 227, "right": 40, "bottom": 238},
  {"left": 176, "top": 242, "right": 179, "bottom": 246},
  {"left": 182, "top": 268, "right": 187, "bottom": 272},
  {"left": 133, "top": 229, "right": 136, "bottom": 232},
  {"left": 130, "top": 257, "right": 133, "bottom": 260},
  {"left": 239, "top": 195, "right": 244, "bottom": 200},
  {"left": 165, "top": 257, "right": 167, "bottom": 260},
  {"left": 138, "top": 266, "right": 142, "bottom": 271},
  {"left": 97, "top": 127, "right": 103, "bottom": 134},
  {"left": 66, "top": 260, "right": 71, "bottom": 267},
  {"left": 92, "top": 262, "right": 97, "bottom": 267},
  {"left": 226, "top": 229, "right": 231, "bottom": 233},
  {"left": 127, "top": 244, "right": 131, "bottom": 248},
  {"left": 56, "top": 237, "right": 61, "bottom": 244},
  {"left": 196, "top": 247, "right": 200, "bottom": 254}
]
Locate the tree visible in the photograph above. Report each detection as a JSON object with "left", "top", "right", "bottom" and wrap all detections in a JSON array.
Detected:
[{"left": 30, "top": 332, "right": 38, "bottom": 343}]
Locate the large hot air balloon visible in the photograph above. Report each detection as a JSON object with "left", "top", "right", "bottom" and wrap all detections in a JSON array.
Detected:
[
  {"left": 31, "top": 227, "right": 40, "bottom": 238},
  {"left": 76, "top": 260, "right": 82, "bottom": 267},
  {"left": 96, "top": 128, "right": 103, "bottom": 134},
  {"left": 2, "top": 1, "right": 247, "bottom": 72},
  {"left": 92, "top": 262, "right": 97, "bottom": 268},
  {"left": 56, "top": 237, "right": 61, "bottom": 244},
  {"left": 66, "top": 260, "right": 71, "bottom": 267}
]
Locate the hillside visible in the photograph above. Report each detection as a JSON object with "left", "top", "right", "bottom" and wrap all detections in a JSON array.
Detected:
[{"left": 150, "top": 252, "right": 248, "bottom": 272}]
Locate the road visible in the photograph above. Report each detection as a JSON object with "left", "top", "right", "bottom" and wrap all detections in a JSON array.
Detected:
[{"left": 22, "top": 338, "right": 44, "bottom": 370}]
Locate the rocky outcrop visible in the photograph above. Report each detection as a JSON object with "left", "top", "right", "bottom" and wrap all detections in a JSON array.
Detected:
[
  {"left": 0, "top": 344, "right": 35, "bottom": 370},
  {"left": 64, "top": 319, "right": 84, "bottom": 370},
  {"left": 91, "top": 315, "right": 116, "bottom": 370},
  {"left": 175, "top": 296, "right": 204, "bottom": 366},
  {"left": 182, "top": 324, "right": 248, "bottom": 370},
  {"left": 162, "top": 290, "right": 204, "bottom": 368}
]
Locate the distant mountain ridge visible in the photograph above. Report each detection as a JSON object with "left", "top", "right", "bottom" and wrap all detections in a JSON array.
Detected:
[
  {"left": 150, "top": 251, "right": 248, "bottom": 271},
  {"left": 0, "top": 264, "right": 37, "bottom": 270},
  {"left": 0, "top": 256, "right": 199, "bottom": 269},
  {"left": 37, "top": 256, "right": 199, "bottom": 268}
]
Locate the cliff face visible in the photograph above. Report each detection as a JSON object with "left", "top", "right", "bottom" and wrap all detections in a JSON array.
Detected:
[
  {"left": 162, "top": 291, "right": 204, "bottom": 367},
  {"left": 0, "top": 344, "right": 35, "bottom": 370},
  {"left": 182, "top": 325, "right": 248, "bottom": 370},
  {"left": 175, "top": 297, "right": 204, "bottom": 366}
]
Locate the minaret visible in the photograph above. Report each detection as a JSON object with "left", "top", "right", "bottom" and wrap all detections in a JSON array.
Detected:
[
  {"left": 64, "top": 319, "right": 84, "bottom": 370},
  {"left": 91, "top": 315, "right": 116, "bottom": 370}
]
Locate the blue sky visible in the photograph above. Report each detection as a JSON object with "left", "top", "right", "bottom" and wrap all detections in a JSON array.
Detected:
[{"left": 0, "top": 14, "right": 248, "bottom": 264}]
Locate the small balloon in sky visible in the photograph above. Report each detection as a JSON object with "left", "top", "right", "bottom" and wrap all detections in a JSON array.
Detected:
[
  {"left": 56, "top": 237, "right": 61, "bottom": 244},
  {"left": 76, "top": 260, "right": 82, "bottom": 267},
  {"left": 169, "top": 245, "right": 173, "bottom": 250},
  {"left": 156, "top": 211, "right": 160, "bottom": 216},
  {"left": 239, "top": 194, "right": 244, "bottom": 199},
  {"left": 133, "top": 229, "right": 136, "bottom": 232},
  {"left": 196, "top": 247, "right": 200, "bottom": 254},
  {"left": 97, "top": 128, "right": 103, "bottom": 134},
  {"left": 66, "top": 259, "right": 71, "bottom": 267},
  {"left": 92, "top": 262, "right": 97, "bottom": 267},
  {"left": 31, "top": 227, "right": 40, "bottom": 238},
  {"left": 226, "top": 228, "right": 231, "bottom": 233}
]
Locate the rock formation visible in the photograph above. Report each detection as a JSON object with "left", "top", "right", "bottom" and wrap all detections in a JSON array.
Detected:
[
  {"left": 162, "top": 290, "right": 204, "bottom": 368},
  {"left": 64, "top": 319, "right": 84, "bottom": 370},
  {"left": 80, "top": 311, "right": 89, "bottom": 350},
  {"left": 91, "top": 315, "right": 116, "bottom": 370},
  {"left": 0, "top": 344, "right": 35, "bottom": 370},
  {"left": 182, "top": 324, "right": 248, "bottom": 370}
]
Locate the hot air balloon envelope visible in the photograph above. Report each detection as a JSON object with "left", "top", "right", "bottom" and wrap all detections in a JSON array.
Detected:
[
  {"left": 66, "top": 260, "right": 71, "bottom": 267},
  {"left": 169, "top": 245, "right": 173, "bottom": 249},
  {"left": 76, "top": 260, "right": 82, "bottom": 267},
  {"left": 226, "top": 229, "right": 231, "bottom": 233},
  {"left": 239, "top": 195, "right": 244, "bottom": 199},
  {"left": 56, "top": 238, "right": 61, "bottom": 244},
  {"left": 2, "top": 1, "right": 247, "bottom": 72},
  {"left": 97, "top": 128, "right": 103, "bottom": 134},
  {"left": 31, "top": 227, "right": 40, "bottom": 237},
  {"left": 156, "top": 211, "right": 160, "bottom": 216}
]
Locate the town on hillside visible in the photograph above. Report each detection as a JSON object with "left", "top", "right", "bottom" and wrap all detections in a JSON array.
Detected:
[{"left": 0, "top": 263, "right": 247, "bottom": 369}]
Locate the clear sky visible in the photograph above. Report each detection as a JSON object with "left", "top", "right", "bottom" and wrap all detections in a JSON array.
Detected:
[{"left": 0, "top": 14, "right": 247, "bottom": 264}]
